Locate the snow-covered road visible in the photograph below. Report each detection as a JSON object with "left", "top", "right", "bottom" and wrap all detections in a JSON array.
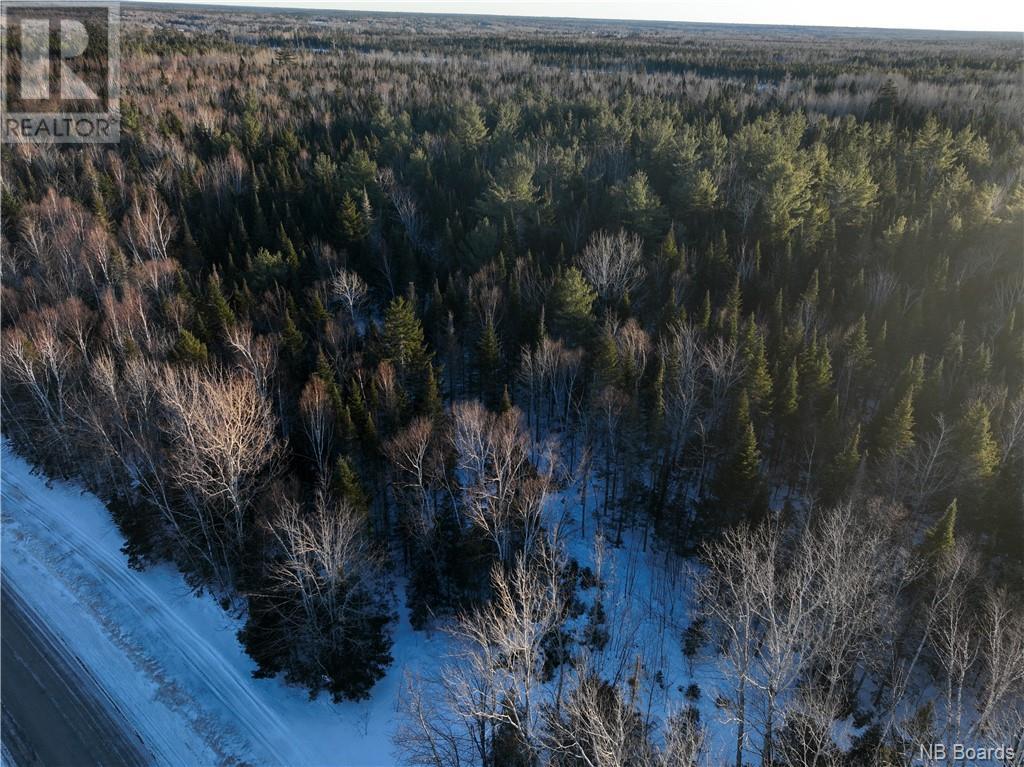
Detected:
[{"left": 1, "top": 443, "right": 443, "bottom": 767}]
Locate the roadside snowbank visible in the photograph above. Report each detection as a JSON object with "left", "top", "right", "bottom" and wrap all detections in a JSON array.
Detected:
[{"left": 1, "top": 442, "right": 440, "bottom": 767}]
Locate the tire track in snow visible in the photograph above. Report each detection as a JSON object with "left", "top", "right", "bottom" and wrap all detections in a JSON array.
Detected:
[{"left": 1, "top": 469, "right": 312, "bottom": 767}]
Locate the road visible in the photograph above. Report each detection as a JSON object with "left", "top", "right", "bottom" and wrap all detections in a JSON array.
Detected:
[{"left": 1, "top": 578, "right": 153, "bottom": 767}]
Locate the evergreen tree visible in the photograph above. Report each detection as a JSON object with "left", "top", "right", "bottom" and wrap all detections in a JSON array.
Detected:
[
  {"left": 921, "top": 499, "right": 957, "bottom": 563},
  {"left": 315, "top": 349, "right": 344, "bottom": 414},
  {"left": 776, "top": 359, "right": 800, "bottom": 424},
  {"left": 339, "top": 404, "right": 357, "bottom": 448},
  {"left": 348, "top": 379, "right": 379, "bottom": 451},
  {"left": 799, "top": 334, "right": 833, "bottom": 411},
  {"left": 278, "top": 222, "right": 299, "bottom": 268},
  {"left": 550, "top": 267, "right": 596, "bottom": 343},
  {"left": 876, "top": 388, "right": 916, "bottom": 457},
  {"left": 420, "top": 362, "right": 442, "bottom": 418},
  {"left": 802, "top": 268, "right": 820, "bottom": 307},
  {"left": 334, "top": 456, "right": 370, "bottom": 518},
  {"left": 712, "top": 390, "right": 768, "bottom": 525},
  {"left": 698, "top": 289, "right": 712, "bottom": 334},
  {"left": 722, "top": 276, "right": 742, "bottom": 342},
  {"left": 661, "top": 227, "right": 685, "bottom": 275},
  {"left": 847, "top": 314, "right": 872, "bottom": 374},
  {"left": 535, "top": 304, "right": 547, "bottom": 346},
  {"left": 340, "top": 191, "right": 368, "bottom": 242},
  {"left": 955, "top": 399, "right": 999, "bottom": 484},
  {"left": 206, "top": 270, "right": 236, "bottom": 336},
  {"left": 383, "top": 296, "right": 430, "bottom": 374},
  {"left": 310, "top": 293, "right": 331, "bottom": 326},
  {"left": 593, "top": 327, "right": 620, "bottom": 392},
  {"left": 476, "top": 318, "right": 501, "bottom": 406},
  {"left": 174, "top": 328, "right": 209, "bottom": 365},
  {"left": 741, "top": 316, "right": 773, "bottom": 413},
  {"left": 499, "top": 384, "right": 513, "bottom": 414},
  {"left": 282, "top": 309, "right": 306, "bottom": 361}
]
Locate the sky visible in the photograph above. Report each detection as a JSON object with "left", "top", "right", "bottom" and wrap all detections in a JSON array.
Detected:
[{"left": 139, "top": 0, "right": 1024, "bottom": 33}]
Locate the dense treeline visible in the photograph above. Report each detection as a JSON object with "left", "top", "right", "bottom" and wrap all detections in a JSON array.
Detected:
[{"left": 2, "top": 7, "right": 1022, "bottom": 764}]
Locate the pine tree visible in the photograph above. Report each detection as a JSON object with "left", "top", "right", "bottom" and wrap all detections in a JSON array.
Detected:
[
  {"left": 282, "top": 309, "right": 305, "bottom": 361},
  {"left": 310, "top": 293, "right": 330, "bottom": 325},
  {"left": 802, "top": 268, "right": 820, "bottom": 307},
  {"left": 340, "top": 192, "right": 368, "bottom": 242},
  {"left": 721, "top": 276, "right": 742, "bottom": 342},
  {"left": 180, "top": 216, "right": 200, "bottom": 269},
  {"left": 278, "top": 222, "right": 299, "bottom": 270},
  {"left": 895, "top": 354, "right": 925, "bottom": 399},
  {"left": 921, "top": 499, "right": 957, "bottom": 563},
  {"left": 476, "top": 318, "right": 501, "bottom": 406},
  {"left": 877, "top": 388, "right": 915, "bottom": 456},
  {"left": 661, "top": 227, "right": 685, "bottom": 274},
  {"left": 714, "top": 391, "right": 767, "bottom": 525},
  {"left": 799, "top": 333, "right": 833, "bottom": 410},
  {"left": 427, "top": 279, "right": 446, "bottom": 343},
  {"left": 550, "top": 267, "right": 596, "bottom": 342},
  {"left": 988, "top": 444, "right": 1024, "bottom": 559},
  {"left": 874, "top": 320, "right": 889, "bottom": 361},
  {"left": 315, "top": 349, "right": 344, "bottom": 414},
  {"left": 337, "top": 403, "right": 358, "bottom": 446},
  {"left": 348, "top": 379, "right": 378, "bottom": 450},
  {"left": 847, "top": 314, "right": 872, "bottom": 374},
  {"left": 383, "top": 296, "right": 430, "bottom": 374},
  {"left": 918, "top": 356, "right": 946, "bottom": 421},
  {"left": 741, "top": 316, "right": 773, "bottom": 413},
  {"left": 769, "top": 288, "right": 785, "bottom": 345},
  {"left": 174, "top": 329, "right": 208, "bottom": 365},
  {"left": 699, "top": 289, "right": 712, "bottom": 334},
  {"left": 499, "top": 384, "right": 513, "bottom": 414},
  {"left": 420, "top": 362, "right": 442, "bottom": 418},
  {"left": 334, "top": 456, "right": 370, "bottom": 518},
  {"left": 955, "top": 400, "right": 999, "bottom": 484},
  {"left": 593, "top": 327, "right": 620, "bottom": 391},
  {"left": 206, "top": 270, "right": 236, "bottom": 335},
  {"left": 776, "top": 359, "right": 800, "bottom": 423}
]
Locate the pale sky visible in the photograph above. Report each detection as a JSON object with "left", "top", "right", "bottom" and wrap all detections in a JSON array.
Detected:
[{"left": 139, "top": 0, "right": 1024, "bottom": 33}]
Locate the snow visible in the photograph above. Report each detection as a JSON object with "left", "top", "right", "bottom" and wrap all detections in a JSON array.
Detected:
[
  {"left": 1, "top": 441, "right": 442, "bottom": 767},
  {"left": 546, "top": 478, "right": 734, "bottom": 760},
  {"left": 1, "top": 436, "right": 736, "bottom": 766}
]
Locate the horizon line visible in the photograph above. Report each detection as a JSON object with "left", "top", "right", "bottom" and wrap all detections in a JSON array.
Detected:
[{"left": 125, "top": 1, "right": 1024, "bottom": 35}]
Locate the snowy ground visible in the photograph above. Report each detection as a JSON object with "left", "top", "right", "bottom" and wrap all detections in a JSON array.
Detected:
[
  {"left": 1, "top": 442, "right": 445, "bottom": 767},
  {"left": 547, "top": 482, "right": 733, "bottom": 762},
  {"left": 1, "top": 439, "right": 734, "bottom": 766}
]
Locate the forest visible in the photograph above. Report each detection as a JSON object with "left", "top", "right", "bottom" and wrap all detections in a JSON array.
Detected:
[{"left": 1, "top": 6, "right": 1022, "bottom": 766}]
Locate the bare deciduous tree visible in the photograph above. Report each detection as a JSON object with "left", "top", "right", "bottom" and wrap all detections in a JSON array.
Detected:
[
  {"left": 331, "top": 267, "right": 370, "bottom": 327},
  {"left": 399, "top": 542, "right": 565, "bottom": 767},
  {"left": 226, "top": 323, "right": 279, "bottom": 400},
  {"left": 122, "top": 188, "right": 176, "bottom": 262},
  {"left": 545, "top": 670, "right": 653, "bottom": 767},
  {"left": 262, "top": 494, "right": 386, "bottom": 684},
  {"left": 300, "top": 376, "right": 335, "bottom": 481},
  {"left": 577, "top": 229, "right": 645, "bottom": 303},
  {"left": 450, "top": 401, "right": 548, "bottom": 564},
  {"left": 158, "top": 366, "right": 280, "bottom": 584},
  {"left": 699, "top": 505, "right": 910, "bottom": 767}
]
